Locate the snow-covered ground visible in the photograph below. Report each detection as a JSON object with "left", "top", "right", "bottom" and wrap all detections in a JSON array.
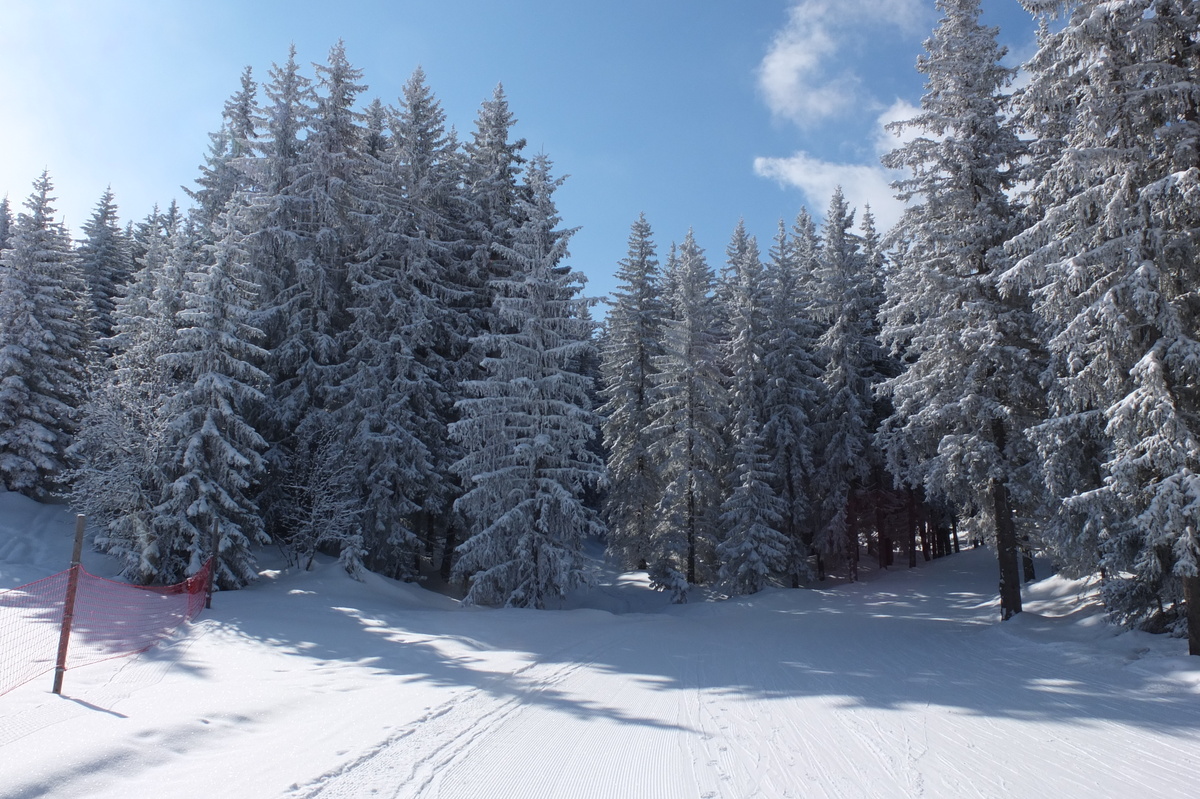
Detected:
[{"left": 1, "top": 492, "right": 1197, "bottom": 799}]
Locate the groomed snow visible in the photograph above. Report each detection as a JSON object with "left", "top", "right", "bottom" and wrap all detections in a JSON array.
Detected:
[{"left": 1, "top": 491, "right": 1197, "bottom": 798}]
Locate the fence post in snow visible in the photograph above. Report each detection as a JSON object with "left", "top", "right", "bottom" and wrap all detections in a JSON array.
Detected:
[
  {"left": 51, "top": 514, "right": 86, "bottom": 695},
  {"left": 206, "top": 520, "right": 219, "bottom": 610}
]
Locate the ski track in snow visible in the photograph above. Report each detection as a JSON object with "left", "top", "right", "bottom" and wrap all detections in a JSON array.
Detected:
[
  {"left": 281, "top": 558, "right": 1200, "bottom": 799},
  {"left": 2, "top": 495, "right": 1198, "bottom": 799}
]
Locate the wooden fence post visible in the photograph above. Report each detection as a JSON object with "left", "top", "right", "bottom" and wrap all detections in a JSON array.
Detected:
[{"left": 51, "top": 515, "right": 86, "bottom": 695}]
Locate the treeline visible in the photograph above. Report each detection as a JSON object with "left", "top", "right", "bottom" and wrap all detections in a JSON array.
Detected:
[
  {"left": 0, "top": 0, "right": 1197, "bottom": 652},
  {"left": 1, "top": 43, "right": 601, "bottom": 607},
  {"left": 602, "top": 0, "right": 1200, "bottom": 655}
]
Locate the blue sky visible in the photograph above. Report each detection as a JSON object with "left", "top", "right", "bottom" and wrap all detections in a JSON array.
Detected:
[{"left": 0, "top": 0, "right": 1038, "bottom": 301}]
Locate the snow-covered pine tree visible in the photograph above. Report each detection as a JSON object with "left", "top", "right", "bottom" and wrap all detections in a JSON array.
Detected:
[
  {"left": 439, "top": 84, "right": 529, "bottom": 581},
  {"left": 154, "top": 209, "right": 269, "bottom": 588},
  {"left": 76, "top": 188, "right": 133, "bottom": 348},
  {"left": 232, "top": 45, "right": 312, "bottom": 539},
  {"left": 761, "top": 215, "right": 823, "bottom": 585},
  {"left": 716, "top": 224, "right": 787, "bottom": 593},
  {"left": 0, "top": 196, "right": 12, "bottom": 250},
  {"left": 718, "top": 414, "right": 788, "bottom": 595},
  {"left": 242, "top": 43, "right": 366, "bottom": 547},
  {"left": 1006, "top": 0, "right": 1200, "bottom": 646},
  {"left": 70, "top": 217, "right": 200, "bottom": 583},
  {"left": 282, "top": 39, "right": 364, "bottom": 411},
  {"left": 187, "top": 66, "right": 259, "bottom": 230},
  {"left": 722, "top": 222, "right": 769, "bottom": 429},
  {"left": 463, "top": 84, "right": 527, "bottom": 334},
  {"left": 337, "top": 67, "right": 463, "bottom": 580},
  {"left": 0, "top": 172, "right": 91, "bottom": 496},
  {"left": 362, "top": 98, "right": 390, "bottom": 160},
  {"left": 450, "top": 154, "right": 604, "bottom": 608},
  {"left": 810, "top": 188, "right": 876, "bottom": 581},
  {"left": 600, "top": 213, "right": 666, "bottom": 570},
  {"left": 879, "top": 0, "right": 1036, "bottom": 618},
  {"left": 647, "top": 230, "right": 726, "bottom": 599}
]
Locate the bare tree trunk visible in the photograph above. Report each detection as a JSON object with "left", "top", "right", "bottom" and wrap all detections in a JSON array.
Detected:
[
  {"left": 686, "top": 476, "right": 697, "bottom": 585},
  {"left": 991, "top": 477, "right": 1023, "bottom": 620},
  {"left": 1184, "top": 575, "right": 1200, "bottom": 656},
  {"left": 1022, "top": 546, "right": 1036, "bottom": 582},
  {"left": 439, "top": 525, "right": 457, "bottom": 582},
  {"left": 920, "top": 506, "right": 932, "bottom": 562},
  {"left": 848, "top": 492, "right": 859, "bottom": 582},
  {"left": 907, "top": 489, "right": 918, "bottom": 568},
  {"left": 876, "top": 499, "right": 891, "bottom": 568}
]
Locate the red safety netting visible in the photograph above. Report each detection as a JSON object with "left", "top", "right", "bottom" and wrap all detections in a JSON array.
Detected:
[{"left": 0, "top": 559, "right": 211, "bottom": 696}]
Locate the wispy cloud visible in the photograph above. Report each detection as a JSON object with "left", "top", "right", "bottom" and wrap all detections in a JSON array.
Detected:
[
  {"left": 753, "top": 100, "right": 919, "bottom": 231},
  {"left": 757, "top": 0, "right": 926, "bottom": 127}
]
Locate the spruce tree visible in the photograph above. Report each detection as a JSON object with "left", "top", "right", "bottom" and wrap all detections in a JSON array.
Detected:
[
  {"left": 761, "top": 216, "right": 823, "bottom": 585},
  {"left": 878, "top": 0, "right": 1036, "bottom": 617},
  {"left": 188, "top": 66, "right": 259, "bottom": 231},
  {"left": 338, "top": 67, "right": 462, "bottom": 580},
  {"left": 717, "top": 223, "right": 787, "bottom": 593},
  {"left": 1008, "top": 0, "right": 1200, "bottom": 645},
  {"left": 450, "top": 155, "right": 603, "bottom": 608},
  {"left": 808, "top": 190, "right": 889, "bottom": 581},
  {"left": 71, "top": 219, "right": 197, "bottom": 583},
  {"left": 154, "top": 211, "right": 269, "bottom": 588},
  {"left": 0, "top": 196, "right": 13, "bottom": 251},
  {"left": 76, "top": 187, "right": 133, "bottom": 348},
  {"left": 647, "top": 230, "right": 726, "bottom": 599},
  {"left": 0, "top": 173, "right": 91, "bottom": 496},
  {"left": 600, "top": 213, "right": 665, "bottom": 570}
]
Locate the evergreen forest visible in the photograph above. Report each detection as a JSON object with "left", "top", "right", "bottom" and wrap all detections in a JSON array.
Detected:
[{"left": 1, "top": 0, "right": 1197, "bottom": 654}]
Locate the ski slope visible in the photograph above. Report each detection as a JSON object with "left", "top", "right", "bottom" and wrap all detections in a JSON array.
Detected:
[{"left": 1, "top": 492, "right": 1197, "bottom": 798}]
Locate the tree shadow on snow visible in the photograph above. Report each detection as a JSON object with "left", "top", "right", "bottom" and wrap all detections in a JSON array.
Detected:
[{"left": 200, "top": 547, "right": 1198, "bottom": 736}]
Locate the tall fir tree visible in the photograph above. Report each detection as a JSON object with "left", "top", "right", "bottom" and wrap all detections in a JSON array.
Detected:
[
  {"left": 463, "top": 84, "right": 527, "bottom": 333},
  {"left": 600, "top": 213, "right": 666, "bottom": 570},
  {"left": 0, "top": 196, "right": 14, "bottom": 251},
  {"left": 1007, "top": 0, "right": 1200, "bottom": 646},
  {"left": 761, "top": 215, "right": 823, "bottom": 585},
  {"left": 878, "top": 0, "right": 1036, "bottom": 618},
  {"left": 450, "top": 155, "right": 604, "bottom": 608},
  {"left": 76, "top": 187, "right": 133, "bottom": 348},
  {"left": 337, "top": 67, "right": 463, "bottom": 580},
  {"left": 71, "top": 219, "right": 201, "bottom": 584},
  {"left": 154, "top": 210, "right": 269, "bottom": 588},
  {"left": 647, "top": 230, "right": 726, "bottom": 599},
  {"left": 810, "top": 188, "right": 876, "bottom": 580},
  {"left": 0, "top": 173, "right": 91, "bottom": 496},
  {"left": 718, "top": 225, "right": 788, "bottom": 593},
  {"left": 188, "top": 65, "right": 259, "bottom": 229}
]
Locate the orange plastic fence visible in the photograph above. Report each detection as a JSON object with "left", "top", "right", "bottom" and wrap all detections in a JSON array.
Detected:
[{"left": 0, "top": 560, "right": 211, "bottom": 696}]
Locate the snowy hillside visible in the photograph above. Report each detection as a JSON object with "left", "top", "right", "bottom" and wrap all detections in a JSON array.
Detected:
[{"left": 1, "top": 492, "right": 1197, "bottom": 799}]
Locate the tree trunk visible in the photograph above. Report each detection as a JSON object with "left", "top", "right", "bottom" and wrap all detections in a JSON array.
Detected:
[
  {"left": 907, "top": 489, "right": 918, "bottom": 568},
  {"left": 439, "top": 525, "right": 457, "bottom": 582},
  {"left": 848, "top": 492, "right": 859, "bottom": 583},
  {"left": 1184, "top": 574, "right": 1200, "bottom": 656},
  {"left": 1022, "top": 546, "right": 1036, "bottom": 583},
  {"left": 991, "top": 477, "right": 1023, "bottom": 620},
  {"left": 920, "top": 510, "right": 932, "bottom": 562},
  {"left": 876, "top": 499, "right": 891, "bottom": 568},
  {"left": 686, "top": 475, "right": 697, "bottom": 585}
]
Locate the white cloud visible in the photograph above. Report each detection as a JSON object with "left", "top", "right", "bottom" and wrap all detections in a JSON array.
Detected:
[
  {"left": 753, "top": 102, "right": 919, "bottom": 231},
  {"left": 754, "top": 151, "right": 905, "bottom": 231},
  {"left": 871, "top": 98, "right": 922, "bottom": 156},
  {"left": 757, "top": 0, "right": 927, "bottom": 126}
]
